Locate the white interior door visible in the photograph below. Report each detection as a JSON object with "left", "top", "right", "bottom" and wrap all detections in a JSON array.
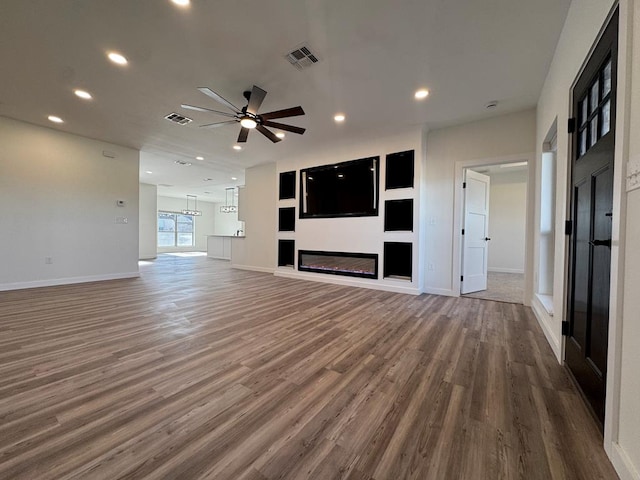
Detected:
[{"left": 461, "top": 169, "right": 491, "bottom": 294}]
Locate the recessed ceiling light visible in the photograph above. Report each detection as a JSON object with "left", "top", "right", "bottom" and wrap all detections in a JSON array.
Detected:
[
  {"left": 414, "top": 89, "right": 430, "bottom": 99},
  {"left": 195, "top": 156, "right": 204, "bottom": 161},
  {"left": 107, "top": 52, "right": 128, "bottom": 65},
  {"left": 275, "top": 132, "right": 285, "bottom": 139},
  {"left": 74, "top": 89, "right": 92, "bottom": 100},
  {"left": 171, "top": 0, "right": 190, "bottom": 6},
  {"left": 48, "top": 115, "right": 64, "bottom": 123},
  {"left": 334, "top": 114, "right": 345, "bottom": 123},
  {"left": 231, "top": 177, "right": 238, "bottom": 181},
  {"left": 233, "top": 145, "right": 242, "bottom": 151},
  {"left": 145, "top": 170, "right": 153, "bottom": 174}
]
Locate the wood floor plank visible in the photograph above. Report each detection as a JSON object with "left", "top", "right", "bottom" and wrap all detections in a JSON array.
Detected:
[{"left": 0, "top": 255, "right": 619, "bottom": 479}]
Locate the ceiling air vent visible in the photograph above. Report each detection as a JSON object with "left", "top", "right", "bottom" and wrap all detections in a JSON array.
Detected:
[
  {"left": 285, "top": 44, "right": 320, "bottom": 70},
  {"left": 174, "top": 160, "right": 192, "bottom": 166},
  {"left": 164, "top": 112, "right": 193, "bottom": 125}
]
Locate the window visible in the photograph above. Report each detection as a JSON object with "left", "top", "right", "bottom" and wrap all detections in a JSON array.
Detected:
[
  {"left": 158, "top": 212, "right": 194, "bottom": 247},
  {"left": 577, "top": 57, "right": 612, "bottom": 158}
]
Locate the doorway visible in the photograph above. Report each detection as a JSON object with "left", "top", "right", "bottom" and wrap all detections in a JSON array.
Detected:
[
  {"left": 461, "top": 162, "right": 528, "bottom": 304},
  {"left": 565, "top": 8, "right": 618, "bottom": 427}
]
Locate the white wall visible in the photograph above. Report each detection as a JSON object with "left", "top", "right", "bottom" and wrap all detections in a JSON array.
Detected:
[
  {"left": 424, "top": 109, "right": 536, "bottom": 297},
  {"left": 212, "top": 203, "right": 244, "bottom": 236},
  {"left": 618, "top": 0, "right": 640, "bottom": 476},
  {"left": 274, "top": 127, "right": 424, "bottom": 294},
  {"left": 139, "top": 183, "right": 157, "bottom": 259},
  {"left": 156, "top": 196, "right": 216, "bottom": 252},
  {"left": 231, "top": 162, "right": 277, "bottom": 272},
  {"left": 533, "top": 1, "right": 639, "bottom": 478},
  {"left": 0, "top": 116, "right": 139, "bottom": 290},
  {"left": 486, "top": 170, "right": 527, "bottom": 273}
]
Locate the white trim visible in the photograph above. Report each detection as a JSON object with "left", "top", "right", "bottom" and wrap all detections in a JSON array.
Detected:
[
  {"left": 605, "top": 0, "right": 630, "bottom": 455},
  {"left": 423, "top": 287, "right": 458, "bottom": 297},
  {"left": 488, "top": 267, "right": 525, "bottom": 274},
  {"left": 610, "top": 442, "right": 640, "bottom": 480},
  {"left": 274, "top": 269, "right": 421, "bottom": 295},
  {"left": 535, "top": 293, "right": 554, "bottom": 316},
  {"left": 531, "top": 295, "right": 562, "bottom": 362},
  {"left": 231, "top": 264, "right": 275, "bottom": 274},
  {"left": 453, "top": 153, "right": 535, "bottom": 305},
  {"left": 0, "top": 272, "right": 140, "bottom": 292}
]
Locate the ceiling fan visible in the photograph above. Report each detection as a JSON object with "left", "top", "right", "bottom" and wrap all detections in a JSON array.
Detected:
[{"left": 181, "top": 85, "right": 305, "bottom": 144}]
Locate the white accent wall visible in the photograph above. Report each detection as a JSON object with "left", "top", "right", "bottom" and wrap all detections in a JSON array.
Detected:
[
  {"left": 212, "top": 204, "right": 244, "bottom": 236},
  {"left": 274, "top": 127, "right": 425, "bottom": 295},
  {"left": 0, "top": 117, "right": 140, "bottom": 290},
  {"left": 486, "top": 170, "right": 527, "bottom": 274}
]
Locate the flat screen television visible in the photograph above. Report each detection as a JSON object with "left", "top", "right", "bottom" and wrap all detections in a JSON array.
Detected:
[{"left": 299, "top": 156, "right": 379, "bottom": 218}]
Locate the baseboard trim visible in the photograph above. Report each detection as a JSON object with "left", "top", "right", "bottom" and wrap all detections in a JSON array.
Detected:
[
  {"left": 231, "top": 264, "right": 275, "bottom": 274},
  {"left": 0, "top": 271, "right": 140, "bottom": 292},
  {"left": 274, "top": 269, "right": 421, "bottom": 295},
  {"left": 488, "top": 268, "right": 525, "bottom": 274},
  {"left": 423, "top": 287, "right": 458, "bottom": 297},
  {"left": 610, "top": 442, "right": 640, "bottom": 480},
  {"left": 531, "top": 296, "right": 562, "bottom": 362}
]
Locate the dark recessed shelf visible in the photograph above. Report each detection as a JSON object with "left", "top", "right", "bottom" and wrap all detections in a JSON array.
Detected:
[
  {"left": 386, "top": 150, "right": 414, "bottom": 190},
  {"left": 279, "top": 207, "right": 295, "bottom": 232},
  {"left": 278, "top": 239, "right": 295, "bottom": 267},
  {"left": 384, "top": 199, "right": 413, "bottom": 231},
  {"left": 384, "top": 242, "right": 412, "bottom": 280},
  {"left": 279, "top": 171, "right": 296, "bottom": 200}
]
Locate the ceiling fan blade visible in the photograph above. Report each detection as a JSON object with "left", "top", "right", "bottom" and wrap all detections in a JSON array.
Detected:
[
  {"left": 262, "top": 120, "right": 306, "bottom": 135},
  {"left": 246, "top": 85, "right": 267, "bottom": 115},
  {"left": 181, "top": 104, "right": 237, "bottom": 118},
  {"left": 237, "top": 127, "right": 250, "bottom": 143},
  {"left": 256, "top": 125, "right": 282, "bottom": 143},
  {"left": 197, "top": 87, "right": 240, "bottom": 113},
  {"left": 199, "top": 120, "right": 238, "bottom": 129},
  {"left": 259, "top": 106, "right": 305, "bottom": 120}
]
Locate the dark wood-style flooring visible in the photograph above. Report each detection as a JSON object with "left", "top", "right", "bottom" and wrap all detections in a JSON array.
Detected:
[{"left": 0, "top": 255, "right": 618, "bottom": 479}]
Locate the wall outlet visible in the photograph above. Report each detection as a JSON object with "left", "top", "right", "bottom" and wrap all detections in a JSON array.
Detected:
[
  {"left": 428, "top": 263, "right": 434, "bottom": 271},
  {"left": 115, "top": 216, "right": 128, "bottom": 224},
  {"left": 45, "top": 257, "right": 53, "bottom": 264}
]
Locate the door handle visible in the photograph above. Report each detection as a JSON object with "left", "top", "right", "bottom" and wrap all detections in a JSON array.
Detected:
[
  {"left": 589, "top": 239, "right": 611, "bottom": 247},
  {"left": 484, "top": 237, "right": 491, "bottom": 241}
]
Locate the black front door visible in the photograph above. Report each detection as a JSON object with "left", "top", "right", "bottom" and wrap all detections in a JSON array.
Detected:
[{"left": 566, "top": 8, "right": 618, "bottom": 427}]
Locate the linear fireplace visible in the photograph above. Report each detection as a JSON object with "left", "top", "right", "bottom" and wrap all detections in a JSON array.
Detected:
[{"left": 298, "top": 250, "right": 378, "bottom": 279}]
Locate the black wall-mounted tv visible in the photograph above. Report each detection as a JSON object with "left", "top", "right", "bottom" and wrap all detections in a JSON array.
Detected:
[{"left": 299, "top": 156, "right": 379, "bottom": 218}]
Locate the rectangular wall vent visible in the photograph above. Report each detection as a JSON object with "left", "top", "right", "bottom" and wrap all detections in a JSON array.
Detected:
[
  {"left": 285, "top": 44, "right": 320, "bottom": 70},
  {"left": 164, "top": 112, "right": 193, "bottom": 125}
]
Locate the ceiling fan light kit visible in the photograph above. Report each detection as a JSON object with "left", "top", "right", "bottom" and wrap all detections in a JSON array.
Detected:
[{"left": 181, "top": 85, "right": 306, "bottom": 144}]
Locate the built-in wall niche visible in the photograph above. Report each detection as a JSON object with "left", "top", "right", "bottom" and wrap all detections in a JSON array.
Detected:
[
  {"left": 278, "top": 239, "right": 295, "bottom": 267},
  {"left": 384, "top": 199, "right": 413, "bottom": 231},
  {"left": 279, "top": 171, "right": 296, "bottom": 200},
  {"left": 385, "top": 150, "right": 414, "bottom": 189},
  {"left": 279, "top": 207, "right": 295, "bottom": 231},
  {"left": 383, "top": 242, "right": 412, "bottom": 280}
]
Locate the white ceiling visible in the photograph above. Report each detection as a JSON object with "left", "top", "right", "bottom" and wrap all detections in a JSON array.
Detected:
[{"left": 0, "top": 0, "right": 570, "bottom": 202}]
